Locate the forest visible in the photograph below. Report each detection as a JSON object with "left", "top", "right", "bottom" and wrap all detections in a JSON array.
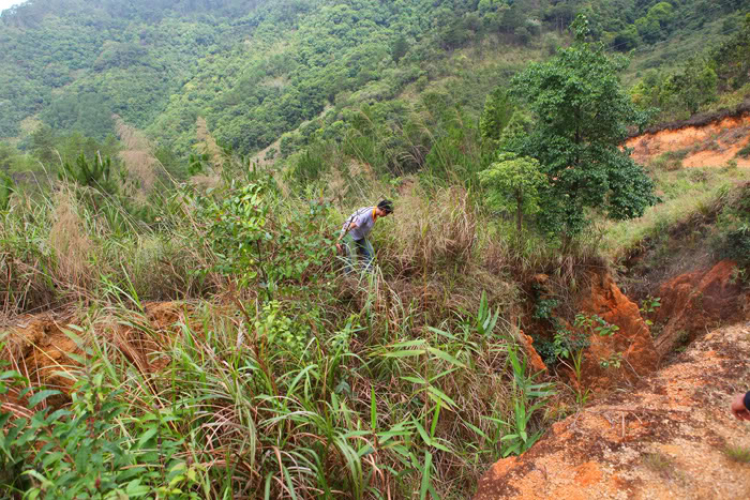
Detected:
[
  {"left": 1, "top": 0, "right": 748, "bottom": 164},
  {"left": 1, "top": 0, "right": 750, "bottom": 498}
]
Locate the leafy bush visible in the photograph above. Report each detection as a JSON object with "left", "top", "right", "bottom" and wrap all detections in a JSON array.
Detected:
[
  {"left": 205, "top": 174, "right": 334, "bottom": 296},
  {"left": 0, "top": 336, "right": 200, "bottom": 498}
]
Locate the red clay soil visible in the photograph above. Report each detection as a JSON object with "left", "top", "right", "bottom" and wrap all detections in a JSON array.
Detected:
[
  {"left": 576, "top": 272, "right": 658, "bottom": 386},
  {"left": 519, "top": 331, "right": 548, "bottom": 373},
  {"left": 624, "top": 112, "right": 750, "bottom": 168},
  {"left": 524, "top": 271, "right": 657, "bottom": 387},
  {"left": 474, "top": 321, "right": 750, "bottom": 500},
  {"left": 654, "top": 260, "right": 750, "bottom": 355},
  {"left": 0, "top": 302, "right": 187, "bottom": 411}
]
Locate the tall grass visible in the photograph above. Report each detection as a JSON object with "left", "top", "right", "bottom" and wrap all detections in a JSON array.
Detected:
[
  {"left": 0, "top": 164, "right": 568, "bottom": 498},
  {"left": 1, "top": 286, "right": 555, "bottom": 498},
  {"left": 0, "top": 181, "right": 222, "bottom": 316}
]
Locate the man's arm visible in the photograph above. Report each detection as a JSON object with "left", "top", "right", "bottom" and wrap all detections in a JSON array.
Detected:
[
  {"left": 731, "top": 392, "right": 750, "bottom": 421},
  {"left": 338, "top": 220, "right": 359, "bottom": 242}
]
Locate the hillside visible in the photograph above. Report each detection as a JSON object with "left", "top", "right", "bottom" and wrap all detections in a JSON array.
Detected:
[
  {"left": 475, "top": 321, "right": 750, "bottom": 499},
  {"left": 1, "top": 0, "right": 749, "bottom": 165},
  {"left": 1, "top": 1, "right": 750, "bottom": 499}
]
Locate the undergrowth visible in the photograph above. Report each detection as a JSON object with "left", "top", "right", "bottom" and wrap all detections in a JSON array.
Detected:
[
  {"left": 0, "top": 159, "right": 571, "bottom": 498},
  {"left": 1, "top": 143, "right": 746, "bottom": 498}
]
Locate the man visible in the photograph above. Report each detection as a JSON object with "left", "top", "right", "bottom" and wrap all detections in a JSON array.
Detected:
[
  {"left": 731, "top": 392, "right": 750, "bottom": 421},
  {"left": 337, "top": 199, "right": 394, "bottom": 272}
]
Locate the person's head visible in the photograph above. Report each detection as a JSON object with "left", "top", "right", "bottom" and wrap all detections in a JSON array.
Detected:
[{"left": 375, "top": 199, "right": 394, "bottom": 218}]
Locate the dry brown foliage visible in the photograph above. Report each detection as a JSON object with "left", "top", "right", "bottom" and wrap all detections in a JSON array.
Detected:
[
  {"left": 380, "top": 185, "right": 477, "bottom": 277},
  {"left": 114, "top": 115, "right": 159, "bottom": 200},
  {"left": 49, "top": 190, "right": 93, "bottom": 293}
]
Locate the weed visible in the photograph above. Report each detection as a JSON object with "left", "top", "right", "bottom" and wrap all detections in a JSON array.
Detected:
[
  {"left": 651, "top": 150, "right": 688, "bottom": 171},
  {"left": 723, "top": 445, "right": 750, "bottom": 463},
  {"left": 640, "top": 296, "right": 662, "bottom": 326},
  {"left": 674, "top": 330, "right": 691, "bottom": 352},
  {"left": 532, "top": 296, "right": 559, "bottom": 322},
  {"left": 642, "top": 452, "right": 676, "bottom": 477},
  {"left": 599, "top": 353, "right": 623, "bottom": 369},
  {"left": 574, "top": 314, "right": 619, "bottom": 337}
]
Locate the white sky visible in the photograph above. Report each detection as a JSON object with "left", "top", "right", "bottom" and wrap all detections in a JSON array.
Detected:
[{"left": 0, "top": 0, "right": 25, "bottom": 14}]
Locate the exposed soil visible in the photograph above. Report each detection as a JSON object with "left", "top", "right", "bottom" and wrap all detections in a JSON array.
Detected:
[
  {"left": 523, "top": 269, "right": 657, "bottom": 387},
  {"left": 625, "top": 111, "right": 750, "bottom": 168},
  {"left": 0, "top": 302, "right": 187, "bottom": 412},
  {"left": 475, "top": 321, "right": 750, "bottom": 500},
  {"left": 654, "top": 260, "right": 750, "bottom": 355},
  {"left": 577, "top": 271, "right": 657, "bottom": 385}
]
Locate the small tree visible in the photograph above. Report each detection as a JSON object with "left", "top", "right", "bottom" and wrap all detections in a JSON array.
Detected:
[
  {"left": 479, "top": 153, "right": 546, "bottom": 234},
  {"left": 0, "top": 171, "right": 14, "bottom": 211},
  {"left": 674, "top": 57, "right": 718, "bottom": 115},
  {"left": 59, "top": 153, "right": 118, "bottom": 195},
  {"left": 479, "top": 87, "right": 515, "bottom": 151}
]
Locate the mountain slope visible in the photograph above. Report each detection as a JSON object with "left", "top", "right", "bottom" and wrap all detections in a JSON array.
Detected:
[
  {"left": 3, "top": 0, "right": 749, "bottom": 160},
  {"left": 0, "top": 0, "right": 264, "bottom": 139}
]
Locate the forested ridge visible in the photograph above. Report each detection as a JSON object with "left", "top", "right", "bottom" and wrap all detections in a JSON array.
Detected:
[{"left": 1, "top": 0, "right": 748, "bottom": 167}]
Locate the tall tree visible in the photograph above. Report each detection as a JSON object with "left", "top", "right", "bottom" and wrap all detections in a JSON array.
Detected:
[{"left": 509, "top": 14, "right": 657, "bottom": 237}]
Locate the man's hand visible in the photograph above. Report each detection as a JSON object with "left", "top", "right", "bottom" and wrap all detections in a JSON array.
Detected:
[
  {"left": 336, "top": 243, "right": 344, "bottom": 255},
  {"left": 731, "top": 393, "right": 750, "bottom": 421}
]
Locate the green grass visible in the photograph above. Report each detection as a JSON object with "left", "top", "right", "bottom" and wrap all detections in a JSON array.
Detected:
[
  {"left": 0, "top": 164, "right": 561, "bottom": 498},
  {"left": 723, "top": 445, "right": 750, "bottom": 463},
  {"left": 600, "top": 167, "right": 750, "bottom": 259}
]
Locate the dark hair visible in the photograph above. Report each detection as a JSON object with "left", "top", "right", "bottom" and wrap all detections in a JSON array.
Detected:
[{"left": 377, "top": 199, "right": 394, "bottom": 214}]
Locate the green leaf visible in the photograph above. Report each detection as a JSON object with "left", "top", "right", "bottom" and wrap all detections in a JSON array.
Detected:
[
  {"left": 382, "top": 349, "right": 426, "bottom": 358},
  {"left": 28, "top": 390, "right": 60, "bottom": 407},
  {"left": 138, "top": 428, "right": 158, "bottom": 449},
  {"left": 419, "top": 451, "right": 433, "bottom": 500},
  {"left": 426, "top": 347, "right": 466, "bottom": 368},
  {"left": 426, "top": 386, "right": 457, "bottom": 409}
]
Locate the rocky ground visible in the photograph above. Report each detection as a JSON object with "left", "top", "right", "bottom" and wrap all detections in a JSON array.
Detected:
[{"left": 475, "top": 321, "right": 750, "bottom": 500}]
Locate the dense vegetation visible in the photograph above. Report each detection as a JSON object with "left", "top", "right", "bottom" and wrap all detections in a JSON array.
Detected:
[
  {"left": 2, "top": 0, "right": 749, "bottom": 165},
  {"left": 1, "top": 0, "right": 750, "bottom": 497},
  {"left": 631, "top": 13, "right": 750, "bottom": 120}
]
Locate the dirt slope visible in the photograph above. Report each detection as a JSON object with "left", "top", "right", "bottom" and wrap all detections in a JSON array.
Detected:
[
  {"left": 475, "top": 321, "right": 750, "bottom": 499},
  {"left": 0, "top": 302, "right": 185, "bottom": 411},
  {"left": 625, "top": 112, "right": 750, "bottom": 168}
]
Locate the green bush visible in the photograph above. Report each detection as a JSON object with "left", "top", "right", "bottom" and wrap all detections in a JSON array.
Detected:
[
  {"left": 737, "top": 143, "right": 750, "bottom": 159},
  {"left": 0, "top": 346, "right": 196, "bottom": 498}
]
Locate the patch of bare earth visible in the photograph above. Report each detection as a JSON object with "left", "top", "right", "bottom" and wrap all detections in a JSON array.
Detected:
[
  {"left": 475, "top": 321, "right": 750, "bottom": 500},
  {"left": 625, "top": 112, "right": 750, "bottom": 168},
  {"left": 0, "top": 302, "right": 187, "bottom": 412}
]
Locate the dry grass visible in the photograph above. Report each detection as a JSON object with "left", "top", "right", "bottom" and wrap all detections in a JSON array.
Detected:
[
  {"left": 114, "top": 115, "right": 160, "bottom": 200},
  {"left": 48, "top": 189, "right": 93, "bottom": 293},
  {"left": 379, "top": 185, "right": 477, "bottom": 277},
  {"left": 642, "top": 452, "right": 676, "bottom": 477}
]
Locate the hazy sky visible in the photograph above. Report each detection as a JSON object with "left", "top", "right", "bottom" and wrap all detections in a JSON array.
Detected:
[{"left": 0, "top": 0, "right": 24, "bottom": 14}]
